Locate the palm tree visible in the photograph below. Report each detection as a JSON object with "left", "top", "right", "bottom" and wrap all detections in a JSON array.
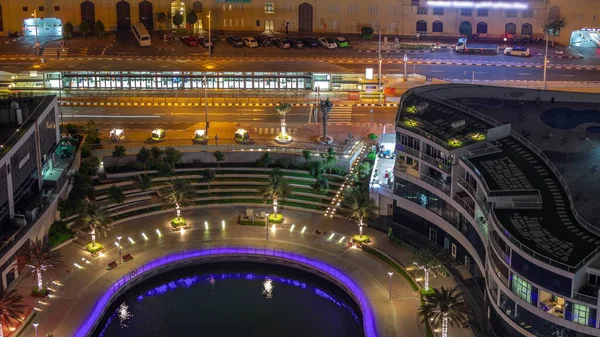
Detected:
[
  {"left": 544, "top": 17, "right": 566, "bottom": 47},
  {"left": 274, "top": 102, "right": 292, "bottom": 140},
  {"left": 16, "top": 238, "right": 63, "bottom": 291},
  {"left": 257, "top": 169, "right": 291, "bottom": 215},
  {"left": 413, "top": 249, "right": 449, "bottom": 291},
  {"left": 213, "top": 151, "right": 225, "bottom": 168},
  {"left": 342, "top": 186, "right": 377, "bottom": 237},
  {"left": 319, "top": 97, "right": 333, "bottom": 143},
  {"left": 136, "top": 174, "right": 153, "bottom": 209},
  {"left": 0, "top": 288, "right": 24, "bottom": 337},
  {"left": 160, "top": 179, "right": 195, "bottom": 219},
  {"left": 418, "top": 286, "right": 469, "bottom": 337},
  {"left": 77, "top": 201, "right": 111, "bottom": 245}
]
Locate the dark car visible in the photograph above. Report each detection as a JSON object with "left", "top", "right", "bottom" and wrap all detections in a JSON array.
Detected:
[
  {"left": 181, "top": 36, "right": 199, "bottom": 47},
  {"left": 255, "top": 35, "right": 272, "bottom": 46},
  {"left": 291, "top": 39, "right": 304, "bottom": 49},
  {"left": 273, "top": 38, "right": 291, "bottom": 49},
  {"left": 197, "top": 37, "right": 212, "bottom": 48},
  {"left": 226, "top": 35, "right": 244, "bottom": 47},
  {"left": 302, "top": 38, "right": 319, "bottom": 48}
]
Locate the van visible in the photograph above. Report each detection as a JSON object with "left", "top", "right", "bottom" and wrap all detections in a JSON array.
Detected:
[{"left": 132, "top": 23, "right": 151, "bottom": 47}]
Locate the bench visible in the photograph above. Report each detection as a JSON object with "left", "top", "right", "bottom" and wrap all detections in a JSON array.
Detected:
[
  {"left": 107, "top": 261, "right": 118, "bottom": 270},
  {"left": 122, "top": 253, "right": 134, "bottom": 262}
]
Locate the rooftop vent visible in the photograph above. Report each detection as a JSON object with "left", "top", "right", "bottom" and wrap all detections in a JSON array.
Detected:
[{"left": 451, "top": 119, "right": 466, "bottom": 129}]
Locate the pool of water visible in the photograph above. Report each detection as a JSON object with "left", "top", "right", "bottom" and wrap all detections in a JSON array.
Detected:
[
  {"left": 93, "top": 262, "right": 364, "bottom": 337},
  {"left": 540, "top": 107, "right": 600, "bottom": 130},
  {"left": 587, "top": 126, "right": 600, "bottom": 134}
]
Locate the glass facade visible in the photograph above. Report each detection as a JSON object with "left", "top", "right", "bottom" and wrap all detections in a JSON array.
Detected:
[{"left": 511, "top": 274, "right": 534, "bottom": 304}]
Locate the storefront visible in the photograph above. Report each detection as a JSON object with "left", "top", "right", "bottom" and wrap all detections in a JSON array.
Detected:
[{"left": 23, "top": 18, "right": 62, "bottom": 37}]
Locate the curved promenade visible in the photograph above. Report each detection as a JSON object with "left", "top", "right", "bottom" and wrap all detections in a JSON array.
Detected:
[{"left": 17, "top": 208, "right": 471, "bottom": 337}]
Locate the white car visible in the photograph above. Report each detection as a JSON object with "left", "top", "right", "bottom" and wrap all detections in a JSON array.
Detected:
[
  {"left": 242, "top": 37, "right": 259, "bottom": 48},
  {"left": 318, "top": 37, "right": 337, "bottom": 49},
  {"left": 503, "top": 46, "right": 530, "bottom": 57}
]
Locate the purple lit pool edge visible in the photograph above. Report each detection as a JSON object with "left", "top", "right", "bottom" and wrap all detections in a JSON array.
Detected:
[{"left": 74, "top": 246, "right": 378, "bottom": 337}]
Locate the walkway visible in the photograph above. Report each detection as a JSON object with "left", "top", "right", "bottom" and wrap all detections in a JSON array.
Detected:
[{"left": 15, "top": 207, "right": 475, "bottom": 337}]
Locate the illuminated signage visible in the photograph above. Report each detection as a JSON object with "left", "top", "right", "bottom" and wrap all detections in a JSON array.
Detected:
[
  {"left": 365, "top": 68, "right": 374, "bottom": 80},
  {"left": 426, "top": 1, "right": 529, "bottom": 9}
]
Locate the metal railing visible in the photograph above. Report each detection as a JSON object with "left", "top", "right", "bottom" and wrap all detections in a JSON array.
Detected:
[
  {"left": 396, "top": 120, "right": 452, "bottom": 150},
  {"left": 573, "top": 292, "right": 599, "bottom": 306},
  {"left": 459, "top": 156, "right": 492, "bottom": 196},
  {"left": 420, "top": 173, "right": 451, "bottom": 196},
  {"left": 487, "top": 246, "right": 509, "bottom": 287},
  {"left": 490, "top": 231, "right": 511, "bottom": 265},
  {"left": 452, "top": 193, "right": 475, "bottom": 218},
  {"left": 456, "top": 177, "right": 490, "bottom": 215},
  {"left": 396, "top": 144, "right": 452, "bottom": 173}
]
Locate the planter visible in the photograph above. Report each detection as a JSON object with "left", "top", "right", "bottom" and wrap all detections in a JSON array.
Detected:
[
  {"left": 318, "top": 136, "right": 334, "bottom": 145},
  {"left": 85, "top": 242, "right": 104, "bottom": 254},
  {"left": 275, "top": 134, "right": 293, "bottom": 144},
  {"left": 171, "top": 217, "right": 190, "bottom": 229}
]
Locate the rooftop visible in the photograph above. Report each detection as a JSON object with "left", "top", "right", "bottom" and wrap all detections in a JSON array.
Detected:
[{"left": 397, "top": 95, "right": 489, "bottom": 150}]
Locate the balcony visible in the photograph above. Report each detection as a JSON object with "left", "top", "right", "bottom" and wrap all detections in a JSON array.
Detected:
[
  {"left": 575, "top": 285, "right": 599, "bottom": 306},
  {"left": 397, "top": 144, "right": 452, "bottom": 174}
]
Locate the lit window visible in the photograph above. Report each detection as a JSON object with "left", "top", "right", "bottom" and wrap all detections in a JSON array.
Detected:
[
  {"left": 572, "top": 303, "right": 591, "bottom": 326},
  {"left": 264, "top": 3, "right": 275, "bottom": 14},
  {"left": 511, "top": 274, "right": 532, "bottom": 304}
]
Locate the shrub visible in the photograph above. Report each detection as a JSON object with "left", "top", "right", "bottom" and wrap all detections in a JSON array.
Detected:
[
  {"left": 48, "top": 220, "right": 75, "bottom": 247},
  {"left": 63, "top": 21, "right": 74, "bottom": 38},
  {"left": 361, "top": 26, "right": 374, "bottom": 40},
  {"left": 80, "top": 143, "right": 91, "bottom": 158},
  {"left": 171, "top": 217, "right": 187, "bottom": 228},
  {"left": 274, "top": 158, "right": 292, "bottom": 169},
  {"left": 85, "top": 242, "right": 104, "bottom": 254},
  {"left": 365, "top": 151, "right": 377, "bottom": 163},
  {"left": 331, "top": 167, "right": 346, "bottom": 176}
]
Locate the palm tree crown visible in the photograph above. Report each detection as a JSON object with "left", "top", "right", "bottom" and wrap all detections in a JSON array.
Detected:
[
  {"left": 418, "top": 286, "right": 469, "bottom": 337},
  {"left": 257, "top": 169, "right": 291, "bottom": 214},
  {"left": 0, "top": 288, "right": 24, "bottom": 337},
  {"left": 77, "top": 201, "right": 112, "bottom": 242},
  {"left": 16, "top": 238, "right": 63, "bottom": 290},
  {"left": 343, "top": 186, "right": 377, "bottom": 224},
  {"left": 160, "top": 179, "right": 195, "bottom": 209}
]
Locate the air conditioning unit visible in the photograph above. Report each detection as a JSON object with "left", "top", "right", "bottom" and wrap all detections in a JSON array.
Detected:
[{"left": 451, "top": 119, "right": 466, "bottom": 129}]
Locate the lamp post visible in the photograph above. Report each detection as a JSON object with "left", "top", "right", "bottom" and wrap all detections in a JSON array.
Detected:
[
  {"left": 117, "top": 236, "right": 122, "bottom": 265},
  {"left": 403, "top": 54, "right": 408, "bottom": 81},
  {"left": 32, "top": 10, "right": 39, "bottom": 56},
  {"left": 33, "top": 323, "right": 39, "bottom": 337},
  {"left": 207, "top": 11, "right": 212, "bottom": 58},
  {"left": 203, "top": 76, "right": 209, "bottom": 133},
  {"left": 543, "top": 31, "right": 549, "bottom": 90},
  {"left": 377, "top": 26, "right": 382, "bottom": 105},
  {"left": 265, "top": 213, "right": 270, "bottom": 241},
  {"left": 388, "top": 272, "right": 393, "bottom": 301}
]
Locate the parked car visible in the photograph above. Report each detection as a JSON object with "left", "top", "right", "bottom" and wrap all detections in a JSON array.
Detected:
[
  {"left": 256, "top": 35, "right": 272, "bottom": 46},
  {"left": 318, "top": 37, "right": 337, "bottom": 49},
  {"left": 302, "top": 38, "right": 319, "bottom": 48},
  {"left": 273, "top": 38, "right": 291, "bottom": 49},
  {"left": 335, "top": 37, "right": 349, "bottom": 48},
  {"left": 242, "top": 37, "right": 259, "bottom": 48},
  {"left": 181, "top": 36, "right": 199, "bottom": 47},
  {"left": 504, "top": 46, "right": 530, "bottom": 57},
  {"left": 226, "top": 35, "right": 244, "bottom": 47},
  {"left": 198, "top": 37, "right": 212, "bottom": 48},
  {"left": 291, "top": 39, "right": 304, "bottom": 48}
]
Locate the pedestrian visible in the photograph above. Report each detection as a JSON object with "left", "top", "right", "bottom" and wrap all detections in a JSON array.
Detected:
[
  {"left": 56, "top": 49, "right": 60, "bottom": 59},
  {"left": 285, "top": 22, "right": 289, "bottom": 35},
  {"left": 215, "top": 134, "right": 219, "bottom": 145}
]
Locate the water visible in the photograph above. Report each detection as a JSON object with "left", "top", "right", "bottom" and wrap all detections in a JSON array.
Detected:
[
  {"left": 540, "top": 107, "right": 600, "bottom": 130},
  {"left": 93, "top": 262, "right": 364, "bottom": 337}
]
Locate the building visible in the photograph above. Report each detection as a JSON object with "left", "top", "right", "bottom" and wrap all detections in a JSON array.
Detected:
[
  {"left": 377, "top": 84, "right": 600, "bottom": 337},
  {"left": 0, "top": 0, "right": 598, "bottom": 47},
  {"left": 0, "top": 94, "right": 77, "bottom": 289}
]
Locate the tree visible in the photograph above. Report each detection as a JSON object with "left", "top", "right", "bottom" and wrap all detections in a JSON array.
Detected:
[
  {"left": 16, "top": 238, "right": 63, "bottom": 291},
  {"left": 258, "top": 169, "right": 292, "bottom": 215},
  {"left": 77, "top": 201, "right": 111, "bottom": 245},
  {"left": 274, "top": 102, "right": 292, "bottom": 141},
  {"left": 368, "top": 133, "right": 378, "bottom": 146},
  {"left": 302, "top": 149, "right": 312, "bottom": 162},
  {"left": 343, "top": 186, "right": 377, "bottom": 237},
  {"left": 151, "top": 146, "right": 163, "bottom": 165},
  {"left": 173, "top": 12, "right": 184, "bottom": 28},
  {"left": 320, "top": 147, "right": 337, "bottom": 174},
  {"left": 136, "top": 147, "right": 153, "bottom": 173},
  {"left": 69, "top": 171, "right": 94, "bottom": 201},
  {"left": 204, "top": 169, "right": 216, "bottom": 195},
  {"left": 418, "top": 287, "right": 469, "bottom": 337},
  {"left": 312, "top": 176, "right": 329, "bottom": 194},
  {"left": 84, "top": 120, "right": 100, "bottom": 144},
  {"left": 164, "top": 147, "right": 182, "bottom": 169},
  {"left": 80, "top": 155, "right": 100, "bottom": 176},
  {"left": 319, "top": 98, "right": 334, "bottom": 143},
  {"left": 213, "top": 151, "right": 225, "bottom": 168},
  {"left": 160, "top": 179, "right": 195, "bottom": 218},
  {"left": 257, "top": 152, "right": 273, "bottom": 168},
  {"left": 63, "top": 21, "right": 74, "bottom": 39},
  {"left": 79, "top": 20, "right": 90, "bottom": 38},
  {"left": 95, "top": 20, "right": 106, "bottom": 38},
  {"left": 358, "top": 162, "right": 372, "bottom": 179},
  {"left": 135, "top": 174, "right": 153, "bottom": 209},
  {"left": 544, "top": 17, "right": 567, "bottom": 47},
  {"left": 361, "top": 26, "right": 374, "bottom": 40},
  {"left": 112, "top": 145, "right": 127, "bottom": 170},
  {"left": 108, "top": 185, "right": 126, "bottom": 205},
  {"left": 186, "top": 10, "right": 198, "bottom": 28},
  {"left": 157, "top": 12, "right": 167, "bottom": 32},
  {"left": 309, "top": 161, "right": 325, "bottom": 178},
  {"left": 459, "top": 21, "right": 472, "bottom": 36},
  {"left": 0, "top": 288, "right": 24, "bottom": 337},
  {"left": 414, "top": 249, "right": 449, "bottom": 291}
]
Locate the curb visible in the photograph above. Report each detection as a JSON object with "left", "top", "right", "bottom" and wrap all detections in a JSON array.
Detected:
[{"left": 59, "top": 101, "right": 399, "bottom": 107}]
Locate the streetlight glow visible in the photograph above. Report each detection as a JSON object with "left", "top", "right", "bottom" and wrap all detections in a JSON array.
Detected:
[
  {"left": 205, "top": 221, "right": 209, "bottom": 230},
  {"left": 290, "top": 224, "right": 295, "bottom": 232},
  {"left": 142, "top": 232, "right": 148, "bottom": 240}
]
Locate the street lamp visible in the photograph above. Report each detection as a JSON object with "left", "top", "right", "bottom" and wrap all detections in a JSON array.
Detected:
[
  {"left": 388, "top": 272, "right": 393, "bottom": 301},
  {"left": 377, "top": 26, "right": 383, "bottom": 105},
  {"left": 32, "top": 10, "right": 40, "bottom": 56},
  {"left": 403, "top": 54, "right": 408, "bottom": 81},
  {"left": 33, "top": 323, "right": 39, "bottom": 337},
  {"left": 203, "top": 76, "right": 209, "bottom": 133},
  {"left": 265, "top": 213, "right": 270, "bottom": 241},
  {"left": 207, "top": 11, "right": 212, "bottom": 58},
  {"left": 117, "top": 236, "right": 122, "bottom": 265},
  {"left": 543, "top": 30, "right": 549, "bottom": 90}
]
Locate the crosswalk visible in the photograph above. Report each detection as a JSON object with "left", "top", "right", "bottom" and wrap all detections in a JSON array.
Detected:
[
  {"left": 327, "top": 106, "right": 353, "bottom": 124},
  {"left": 42, "top": 48, "right": 69, "bottom": 58},
  {"left": 78, "top": 47, "right": 89, "bottom": 56},
  {"left": 256, "top": 127, "right": 298, "bottom": 135}
]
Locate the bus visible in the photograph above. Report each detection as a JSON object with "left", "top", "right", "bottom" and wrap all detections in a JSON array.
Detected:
[{"left": 132, "top": 23, "right": 151, "bottom": 47}]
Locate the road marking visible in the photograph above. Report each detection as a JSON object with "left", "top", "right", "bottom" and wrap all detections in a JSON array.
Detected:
[
  {"left": 67, "top": 115, "right": 161, "bottom": 118},
  {"left": 430, "top": 70, "right": 443, "bottom": 73},
  {"left": 562, "top": 74, "right": 575, "bottom": 77},
  {"left": 517, "top": 73, "right": 530, "bottom": 75}
]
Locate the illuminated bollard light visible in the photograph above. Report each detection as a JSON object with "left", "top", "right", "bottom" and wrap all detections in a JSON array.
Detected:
[
  {"left": 301, "top": 226, "right": 307, "bottom": 234},
  {"left": 328, "top": 233, "right": 335, "bottom": 241},
  {"left": 205, "top": 221, "right": 209, "bottom": 230},
  {"left": 73, "top": 263, "right": 83, "bottom": 269},
  {"left": 156, "top": 229, "right": 162, "bottom": 237},
  {"left": 128, "top": 237, "right": 135, "bottom": 244},
  {"left": 222, "top": 220, "right": 226, "bottom": 229},
  {"left": 290, "top": 224, "right": 295, "bottom": 232},
  {"left": 180, "top": 227, "right": 185, "bottom": 234},
  {"left": 338, "top": 236, "right": 345, "bottom": 243},
  {"left": 142, "top": 233, "right": 148, "bottom": 240}
]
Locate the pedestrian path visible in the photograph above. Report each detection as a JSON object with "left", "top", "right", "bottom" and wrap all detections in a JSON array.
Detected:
[
  {"left": 42, "top": 47, "right": 68, "bottom": 58},
  {"left": 256, "top": 127, "right": 298, "bottom": 135},
  {"left": 328, "top": 106, "right": 353, "bottom": 125}
]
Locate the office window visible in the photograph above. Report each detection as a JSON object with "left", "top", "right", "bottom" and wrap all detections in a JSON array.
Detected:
[
  {"left": 264, "top": 3, "right": 275, "bottom": 14},
  {"left": 432, "top": 8, "right": 443, "bottom": 16},
  {"left": 417, "top": 7, "right": 427, "bottom": 15},
  {"left": 572, "top": 304, "right": 590, "bottom": 325},
  {"left": 511, "top": 274, "right": 532, "bottom": 304},
  {"left": 412, "top": 0, "right": 420, "bottom": 5},
  {"left": 54, "top": 6, "right": 60, "bottom": 11},
  {"left": 461, "top": 8, "right": 472, "bottom": 16},
  {"left": 522, "top": 9, "right": 533, "bottom": 18},
  {"left": 505, "top": 9, "right": 517, "bottom": 18},
  {"left": 38, "top": 6, "right": 44, "bottom": 11},
  {"left": 477, "top": 8, "right": 488, "bottom": 17},
  {"left": 23, "top": 6, "right": 28, "bottom": 11}
]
